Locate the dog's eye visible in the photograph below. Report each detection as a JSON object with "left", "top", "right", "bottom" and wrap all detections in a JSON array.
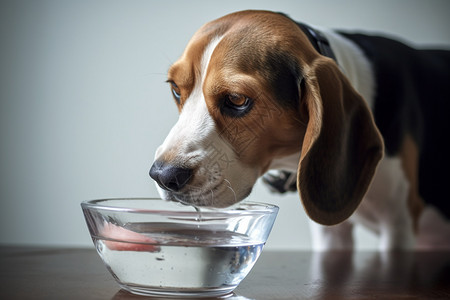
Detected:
[
  {"left": 227, "top": 94, "right": 248, "bottom": 107},
  {"left": 169, "top": 81, "right": 181, "bottom": 103},
  {"left": 221, "top": 94, "right": 254, "bottom": 117}
]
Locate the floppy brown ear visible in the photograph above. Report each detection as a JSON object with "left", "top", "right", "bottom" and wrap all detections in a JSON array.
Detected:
[{"left": 297, "top": 57, "right": 384, "bottom": 226}]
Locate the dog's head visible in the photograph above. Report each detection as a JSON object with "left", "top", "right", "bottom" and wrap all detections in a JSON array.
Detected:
[{"left": 150, "top": 10, "right": 383, "bottom": 225}]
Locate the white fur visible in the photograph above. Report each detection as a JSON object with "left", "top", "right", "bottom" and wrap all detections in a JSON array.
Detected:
[
  {"left": 321, "top": 28, "right": 376, "bottom": 109},
  {"left": 268, "top": 152, "right": 301, "bottom": 172},
  {"left": 417, "top": 206, "right": 450, "bottom": 250},
  {"left": 309, "top": 156, "right": 415, "bottom": 251},
  {"left": 154, "top": 36, "right": 259, "bottom": 207}
]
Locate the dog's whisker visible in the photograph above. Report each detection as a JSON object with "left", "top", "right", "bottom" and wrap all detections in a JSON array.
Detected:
[
  {"left": 292, "top": 115, "right": 307, "bottom": 127},
  {"left": 224, "top": 179, "right": 237, "bottom": 203},
  {"left": 227, "top": 186, "right": 237, "bottom": 203}
]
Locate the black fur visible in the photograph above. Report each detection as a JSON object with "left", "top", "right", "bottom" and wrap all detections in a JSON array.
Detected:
[{"left": 340, "top": 32, "right": 450, "bottom": 217}]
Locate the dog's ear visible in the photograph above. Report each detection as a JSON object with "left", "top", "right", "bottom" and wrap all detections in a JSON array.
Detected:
[{"left": 297, "top": 57, "right": 383, "bottom": 226}]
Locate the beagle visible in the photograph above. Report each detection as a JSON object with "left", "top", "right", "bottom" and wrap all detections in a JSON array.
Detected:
[{"left": 150, "top": 10, "right": 450, "bottom": 250}]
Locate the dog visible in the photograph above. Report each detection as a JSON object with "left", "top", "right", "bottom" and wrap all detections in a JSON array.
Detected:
[{"left": 150, "top": 10, "right": 450, "bottom": 250}]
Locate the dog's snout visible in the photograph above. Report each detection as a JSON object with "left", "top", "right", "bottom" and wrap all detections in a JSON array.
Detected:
[{"left": 149, "top": 161, "right": 192, "bottom": 192}]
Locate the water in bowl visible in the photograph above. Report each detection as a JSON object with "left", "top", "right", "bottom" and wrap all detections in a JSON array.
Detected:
[{"left": 93, "top": 222, "right": 264, "bottom": 297}]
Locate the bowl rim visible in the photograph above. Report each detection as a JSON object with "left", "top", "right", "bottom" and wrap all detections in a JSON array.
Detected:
[{"left": 81, "top": 197, "right": 279, "bottom": 217}]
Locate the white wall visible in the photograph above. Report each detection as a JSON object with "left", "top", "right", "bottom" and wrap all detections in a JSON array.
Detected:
[{"left": 1, "top": 0, "right": 449, "bottom": 250}]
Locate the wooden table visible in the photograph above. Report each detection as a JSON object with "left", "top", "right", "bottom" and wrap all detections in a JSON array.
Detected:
[{"left": 1, "top": 247, "right": 450, "bottom": 299}]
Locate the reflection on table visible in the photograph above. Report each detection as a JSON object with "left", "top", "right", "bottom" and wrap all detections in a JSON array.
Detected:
[{"left": 1, "top": 247, "right": 449, "bottom": 299}]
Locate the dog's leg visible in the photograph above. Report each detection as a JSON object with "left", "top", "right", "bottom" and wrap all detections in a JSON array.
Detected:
[
  {"left": 365, "top": 156, "right": 416, "bottom": 250},
  {"left": 262, "top": 170, "right": 297, "bottom": 193},
  {"left": 377, "top": 206, "right": 415, "bottom": 251},
  {"left": 417, "top": 206, "right": 450, "bottom": 250},
  {"left": 309, "top": 220, "right": 354, "bottom": 251}
]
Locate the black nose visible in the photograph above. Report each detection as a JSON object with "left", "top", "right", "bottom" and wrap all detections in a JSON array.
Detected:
[{"left": 149, "top": 161, "right": 193, "bottom": 192}]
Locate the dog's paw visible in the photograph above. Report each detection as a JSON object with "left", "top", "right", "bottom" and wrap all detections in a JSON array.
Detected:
[{"left": 262, "top": 170, "right": 297, "bottom": 193}]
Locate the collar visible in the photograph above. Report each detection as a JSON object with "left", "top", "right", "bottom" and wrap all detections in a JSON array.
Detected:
[{"left": 297, "top": 23, "right": 337, "bottom": 62}]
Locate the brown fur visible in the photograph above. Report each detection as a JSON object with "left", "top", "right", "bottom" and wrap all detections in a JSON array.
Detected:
[
  {"left": 298, "top": 58, "right": 384, "bottom": 225},
  {"left": 400, "top": 135, "right": 425, "bottom": 231}
]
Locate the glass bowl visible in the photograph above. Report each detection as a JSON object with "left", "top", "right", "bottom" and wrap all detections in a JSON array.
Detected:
[{"left": 81, "top": 198, "right": 278, "bottom": 298}]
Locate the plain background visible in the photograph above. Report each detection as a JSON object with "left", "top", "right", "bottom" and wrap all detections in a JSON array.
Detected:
[{"left": 1, "top": 0, "right": 449, "bottom": 250}]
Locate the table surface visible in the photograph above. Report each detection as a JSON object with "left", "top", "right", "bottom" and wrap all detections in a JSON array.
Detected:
[{"left": 1, "top": 246, "right": 450, "bottom": 300}]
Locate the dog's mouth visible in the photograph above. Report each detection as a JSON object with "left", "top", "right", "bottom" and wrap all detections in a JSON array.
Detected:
[{"left": 159, "top": 179, "right": 242, "bottom": 208}]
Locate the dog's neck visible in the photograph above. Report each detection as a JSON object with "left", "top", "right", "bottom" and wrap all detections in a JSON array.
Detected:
[
  {"left": 320, "top": 28, "right": 376, "bottom": 109},
  {"left": 268, "top": 152, "right": 301, "bottom": 172},
  {"left": 296, "top": 23, "right": 337, "bottom": 62}
]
